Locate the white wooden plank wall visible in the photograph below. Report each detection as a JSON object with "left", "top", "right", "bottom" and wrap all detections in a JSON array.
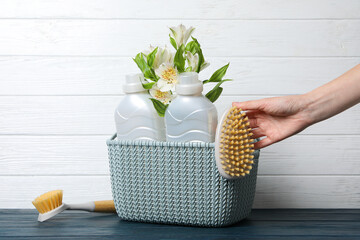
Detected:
[{"left": 0, "top": 0, "right": 359, "bottom": 208}]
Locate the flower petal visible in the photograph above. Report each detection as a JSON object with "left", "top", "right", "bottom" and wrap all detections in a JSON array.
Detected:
[
  {"left": 156, "top": 79, "right": 167, "bottom": 88},
  {"left": 200, "top": 62, "right": 210, "bottom": 71},
  {"left": 159, "top": 84, "right": 173, "bottom": 92}
]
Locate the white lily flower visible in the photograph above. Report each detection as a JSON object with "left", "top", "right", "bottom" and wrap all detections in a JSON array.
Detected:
[
  {"left": 200, "top": 61, "right": 210, "bottom": 71},
  {"left": 169, "top": 24, "right": 195, "bottom": 47},
  {"left": 186, "top": 52, "right": 199, "bottom": 72},
  {"left": 155, "top": 63, "right": 179, "bottom": 92},
  {"left": 186, "top": 52, "right": 210, "bottom": 72},
  {"left": 149, "top": 84, "right": 173, "bottom": 104},
  {"left": 142, "top": 45, "right": 174, "bottom": 69}
]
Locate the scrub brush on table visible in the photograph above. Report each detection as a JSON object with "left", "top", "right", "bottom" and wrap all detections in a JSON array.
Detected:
[{"left": 32, "top": 190, "right": 116, "bottom": 222}]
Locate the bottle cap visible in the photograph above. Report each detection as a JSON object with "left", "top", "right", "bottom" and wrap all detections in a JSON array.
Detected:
[
  {"left": 123, "top": 73, "right": 146, "bottom": 93},
  {"left": 176, "top": 72, "right": 203, "bottom": 95}
]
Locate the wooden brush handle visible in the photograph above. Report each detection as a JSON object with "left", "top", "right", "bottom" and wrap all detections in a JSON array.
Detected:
[{"left": 94, "top": 200, "right": 116, "bottom": 213}]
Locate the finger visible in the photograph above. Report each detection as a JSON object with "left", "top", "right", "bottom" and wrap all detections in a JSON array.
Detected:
[
  {"left": 248, "top": 118, "right": 259, "bottom": 128},
  {"left": 245, "top": 110, "right": 261, "bottom": 114},
  {"left": 253, "top": 137, "right": 273, "bottom": 149},
  {"left": 232, "top": 100, "right": 266, "bottom": 111},
  {"left": 244, "top": 110, "right": 261, "bottom": 119},
  {"left": 251, "top": 128, "right": 265, "bottom": 139}
]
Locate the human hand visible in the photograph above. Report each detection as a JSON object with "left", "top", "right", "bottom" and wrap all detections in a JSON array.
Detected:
[
  {"left": 232, "top": 65, "right": 360, "bottom": 149},
  {"left": 232, "top": 95, "right": 311, "bottom": 149}
]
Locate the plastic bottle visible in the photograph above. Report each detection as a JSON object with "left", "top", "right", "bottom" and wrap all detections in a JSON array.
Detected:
[
  {"left": 165, "top": 72, "right": 218, "bottom": 142},
  {"left": 114, "top": 73, "right": 166, "bottom": 141}
]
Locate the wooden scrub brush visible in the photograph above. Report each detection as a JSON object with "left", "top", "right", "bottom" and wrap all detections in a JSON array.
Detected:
[
  {"left": 215, "top": 106, "right": 255, "bottom": 179},
  {"left": 32, "top": 190, "right": 116, "bottom": 222}
]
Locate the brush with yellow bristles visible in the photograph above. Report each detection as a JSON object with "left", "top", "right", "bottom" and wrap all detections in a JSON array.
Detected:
[
  {"left": 32, "top": 190, "right": 116, "bottom": 222},
  {"left": 215, "top": 106, "right": 256, "bottom": 179}
]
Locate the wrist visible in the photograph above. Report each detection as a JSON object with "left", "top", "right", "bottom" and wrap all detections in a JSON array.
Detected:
[
  {"left": 301, "top": 86, "right": 333, "bottom": 126},
  {"left": 298, "top": 92, "right": 318, "bottom": 126}
]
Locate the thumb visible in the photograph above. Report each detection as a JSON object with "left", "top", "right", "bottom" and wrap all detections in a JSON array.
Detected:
[{"left": 232, "top": 99, "right": 266, "bottom": 111}]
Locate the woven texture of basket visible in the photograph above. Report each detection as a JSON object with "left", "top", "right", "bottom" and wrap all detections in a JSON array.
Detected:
[{"left": 107, "top": 137, "right": 260, "bottom": 227}]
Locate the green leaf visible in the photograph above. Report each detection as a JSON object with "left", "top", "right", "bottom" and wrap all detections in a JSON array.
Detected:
[
  {"left": 185, "top": 41, "right": 197, "bottom": 55},
  {"left": 206, "top": 87, "right": 223, "bottom": 103},
  {"left": 141, "top": 81, "right": 155, "bottom": 90},
  {"left": 146, "top": 47, "right": 158, "bottom": 68},
  {"left": 203, "top": 78, "right": 231, "bottom": 84},
  {"left": 133, "top": 53, "right": 158, "bottom": 81},
  {"left": 196, "top": 51, "right": 205, "bottom": 73},
  {"left": 203, "top": 63, "right": 230, "bottom": 84},
  {"left": 149, "top": 98, "right": 169, "bottom": 117},
  {"left": 133, "top": 53, "right": 147, "bottom": 73},
  {"left": 205, "top": 79, "right": 232, "bottom": 103},
  {"left": 186, "top": 37, "right": 205, "bottom": 73},
  {"left": 169, "top": 35, "right": 177, "bottom": 49},
  {"left": 174, "top": 44, "right": 186, "bottom": 73}
]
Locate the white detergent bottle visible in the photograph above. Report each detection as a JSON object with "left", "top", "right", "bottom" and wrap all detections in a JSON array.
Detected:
[
  {"left": 114, "top": 73, "right": 166, "bottom": 141},
  {"left": 165, "top": 72, "right": 218, "bottom": 142}
]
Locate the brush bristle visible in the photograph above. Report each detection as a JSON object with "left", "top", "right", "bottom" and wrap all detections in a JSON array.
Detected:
[
  {"left": 219, "top": 107, "right": 255, "bottom": 177},
  {"left": 32, "top": 190, "right": 63, "bottom": 214}
]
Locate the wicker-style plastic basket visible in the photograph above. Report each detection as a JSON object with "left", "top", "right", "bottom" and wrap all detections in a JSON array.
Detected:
[{"left": 107, "top": 134, "right": 260, "bottom": 227}]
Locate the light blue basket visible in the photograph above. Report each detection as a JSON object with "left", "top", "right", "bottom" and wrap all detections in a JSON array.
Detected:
[{"left": 107, "top": 134, "right": 260, "bottom": 227}]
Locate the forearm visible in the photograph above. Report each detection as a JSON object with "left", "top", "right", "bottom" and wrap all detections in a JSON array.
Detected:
[{"left": 302, "top": 64, "right": 360, "bottom": 125}]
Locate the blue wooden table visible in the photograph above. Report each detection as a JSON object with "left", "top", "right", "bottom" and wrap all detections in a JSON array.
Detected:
[{"left": 1, "top": 209, "right": 359, "bottom": 239}]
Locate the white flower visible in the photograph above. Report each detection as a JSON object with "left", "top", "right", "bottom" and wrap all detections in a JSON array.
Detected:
[
  {"left": 169, "top": 24, "right": 195, "bottom": 47},
  {"left": 142, "top": 45, "right": 174, "bottom": 69},
  {"left": 149, "top": 84, "right": 173, "bottom": 104},
  {"left": 186, "top": 52, "right": 199, "bottom": 72},
  {"left": 155, "top": 63, "right": 179, "bottom": 92},
  {"left": 200, "top": 61, "right": 210, "bottom": 71},
  {"left": 186, "top": 52, "right": 210, "bottom": 72}
]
